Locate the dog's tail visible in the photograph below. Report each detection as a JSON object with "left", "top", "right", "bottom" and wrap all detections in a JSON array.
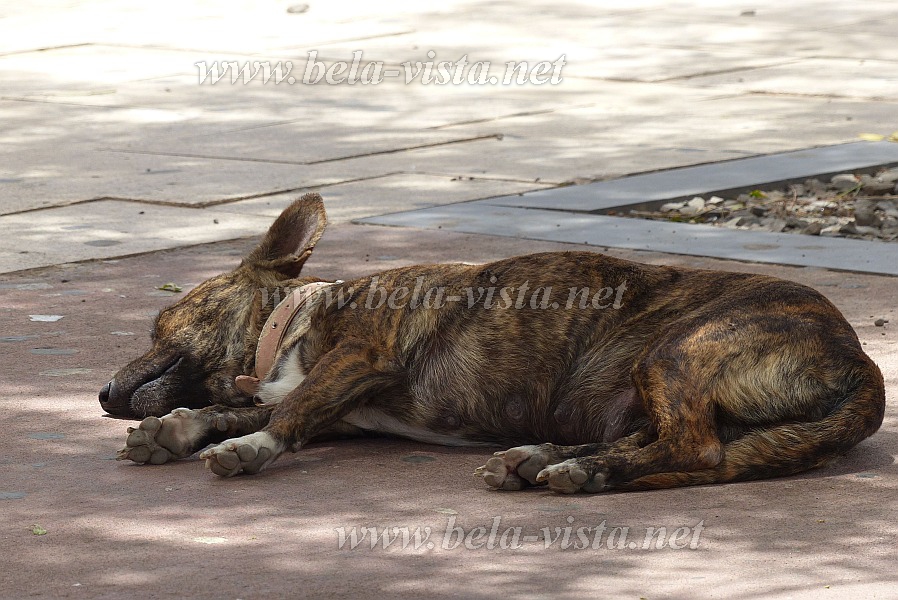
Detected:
[{"left": 621, "top": 361, "right": 886, "bottom": 491}]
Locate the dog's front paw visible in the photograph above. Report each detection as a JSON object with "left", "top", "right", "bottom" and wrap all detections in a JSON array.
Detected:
[
  {"left": 474, "top": 444, "right": 562, "bottom": 491},
  {"left": 535, "top": 459, "right": 609, "bottom": 494},
  {"left": 117, "top": 408, "right": 232, "bottom": 465},
  {"left": 199, "top": 431, "right": 283, "bottom": 477}
]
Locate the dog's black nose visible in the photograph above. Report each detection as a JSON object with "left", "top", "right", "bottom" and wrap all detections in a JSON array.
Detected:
[{"left": 99, "top": 380, "right": 113, "bottom": 409}]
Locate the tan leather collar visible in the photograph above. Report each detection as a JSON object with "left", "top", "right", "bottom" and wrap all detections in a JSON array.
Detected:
[{"left": 235, "top": 281, "right": 330, "bottom": 397}]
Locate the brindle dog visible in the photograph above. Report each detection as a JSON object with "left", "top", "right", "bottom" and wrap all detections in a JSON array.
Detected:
[{"left": 103, "top": 193, "right": 885, "bottom": 493}]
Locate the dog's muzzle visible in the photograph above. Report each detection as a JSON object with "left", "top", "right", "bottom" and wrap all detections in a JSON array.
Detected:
[
  {"left": 98, "top": 352, "right": 183, "bottom": 418},
  {"left": 98, "top": 380, "right": 114, "bottom": 411}
]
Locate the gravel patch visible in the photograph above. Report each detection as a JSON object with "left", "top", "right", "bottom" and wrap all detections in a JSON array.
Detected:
[{"left": 616, "top": 167, "right": 898, "bottom": 242}]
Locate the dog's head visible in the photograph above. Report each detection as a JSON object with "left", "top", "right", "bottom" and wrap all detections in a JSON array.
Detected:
[{"left": 99, "top": 193, "right": 328, "bottom": 419}]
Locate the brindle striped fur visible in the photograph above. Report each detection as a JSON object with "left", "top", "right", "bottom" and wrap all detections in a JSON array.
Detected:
[{"left": 104, "top": 193, "right": 885, "bottom": 493}]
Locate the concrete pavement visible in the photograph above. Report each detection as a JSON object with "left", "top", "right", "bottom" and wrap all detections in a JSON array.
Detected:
[{"left": 1, "top": 1, "right": 897, "bottom": 598}]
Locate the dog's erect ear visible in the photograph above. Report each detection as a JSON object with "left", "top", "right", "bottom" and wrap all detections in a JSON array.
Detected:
[{"left": 244, "top": 193, "right": 328, "bottom": 278}]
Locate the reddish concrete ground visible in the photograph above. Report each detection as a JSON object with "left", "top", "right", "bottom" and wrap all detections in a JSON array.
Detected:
[{"left": 1, "top": 225, "right": 896, "bottom": 599}]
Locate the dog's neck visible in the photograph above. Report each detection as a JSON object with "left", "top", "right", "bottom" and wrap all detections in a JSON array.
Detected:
[{"left": 235, "top": 281, "right": 330, "bottom": 397}]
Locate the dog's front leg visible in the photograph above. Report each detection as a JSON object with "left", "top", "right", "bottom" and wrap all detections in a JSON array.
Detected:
[
  {"left": 118, "top": 405, "right": 275, "bottom": 465},
  {"left": 200, "top": 342, "right": 397, "bottom": 477}
]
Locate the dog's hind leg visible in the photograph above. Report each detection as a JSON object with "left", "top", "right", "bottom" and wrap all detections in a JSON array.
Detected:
[
  {"left": 475, "top": 432, "right": 651, "bottom": 491},
  {"left": 530, "top": 339, "right": 885, "bottom": 494},
  {"left": 117, "top": 405, "right": 274, "bottom": 465}
]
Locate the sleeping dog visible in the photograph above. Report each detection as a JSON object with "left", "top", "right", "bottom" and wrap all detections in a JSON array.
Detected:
[{"left": 102, "top": 193, "right": 885, "bottom": 493}]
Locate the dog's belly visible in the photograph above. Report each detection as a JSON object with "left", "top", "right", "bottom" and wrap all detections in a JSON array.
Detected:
[{"left": 341, "top": 406, "right": 492, "bottom": 447}]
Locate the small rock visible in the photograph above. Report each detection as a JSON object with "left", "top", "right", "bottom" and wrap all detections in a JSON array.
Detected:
[
  {"left": 830, "top": 174, "right": 859, "bottom": 191},
  {"left": 29, "top": 315, "right": 63, "bottom": 322},
  {"left": 821, "top": 224, "right": 842, "bottom": 235},
  {"left": 750, "top": 205, "right": 769, "bottom": 217},
  {"left": 734, "top": 216, "right": 760, "bottom": 227},
  {"left": 785, "top": 216, "right": 809, "bottom": 229},
  {"left": 860, "top": 174, "right": 895, "bottom": 195},
  {"left": 660, "top": 202, "right": 685, "bottom": 213},
  {"left": 804, "top": 178, "right": 827, "bottom": 194},
  {"left": 765, "top": 218, "right": 787, "bottom": 232},
  {"left": 839, "top": 221, "right": 859, "bottom": 235},
  {"left": 877, "top": 167, "right": 898, "bottom": 184},
  {"left": 788, "top": 183, "right": 807, "bottom": 196},
  {"left": 874, "top": 318, "right": 888, "bottom": 327},
  {"left": 680, "top": 198, "right": 705, "bottom": 216},
  {"left": 856, "top": 225, "right": 883, "bottom": 237},
  {"left": 803, "top": 222, "right": 823, "bottom": 235},
  {"left": 853, "top": 198, "right": 880, "bottom": 227},
  {"left": 875, "top": 198, "right": 897, "bottom": 211},
  {"left": 707, "top": 196, "right": 725, "bottom": 205},
  {"left": 686, "top": 196, "right": 706, "bottom": 209},
  {"left": 809, "top": 199, "right": 837, "bottom": 212},
  {"left": 723, "top": 217, "right": 744, "bottom": 228}
]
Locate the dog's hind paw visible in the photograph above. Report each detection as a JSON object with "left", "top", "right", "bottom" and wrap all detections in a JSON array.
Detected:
[
  {"left": 474, "top": 444, "right": 561, "bottom": 491},
  {"left": 117, "top": 407, "right": 233, "bottom": 465},
  {"left": 535, "top": 459, "right": 608, "bottom": 494},
  {"left": 199, "top": 431, "right": 283, "bottom": 477}
]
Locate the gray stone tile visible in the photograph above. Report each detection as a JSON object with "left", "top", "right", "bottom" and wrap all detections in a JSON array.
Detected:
[
  {"left": 481, "top": 142, "right": 898, "bottom": 213},
  {"left": 358, "top": 203, "right": 898, "bottom": 276}
]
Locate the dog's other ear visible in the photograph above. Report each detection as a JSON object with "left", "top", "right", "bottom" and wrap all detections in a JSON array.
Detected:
[{"left": 244, "top": 193, "right": 328, "bottom": 278}]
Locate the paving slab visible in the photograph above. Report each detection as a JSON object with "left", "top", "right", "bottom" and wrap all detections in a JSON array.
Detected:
[
  {"left": 0, "top": 224, "right": 895, "bottom": 600},
  {"left": 348, "top": 95, "right": 898, "bottom": 184},
  {"left": 358, "top": 202, "right": 898, "bottom": 276},
  {"left": 115, "top": 123, "right": 498, "bottom": 166},
  {"left": 0, "top": 0, "right": 413, "bottom": 56},
  {"left": 310, "top": 29, "right": 789, "bottom": 84},
  {"left": 6, "top": 71, "right": 600, "bottom": 129},
  {"left": 307, "top": 1, "right": 898, "bottom": 80},
  {"left": 479, "top": 142, "right": 898, "bottom": 213},
  {"left": 0, "top": 99, "right": 402, "bottom": 213},
  {"left": 0, "top": 142, "right": 378, "bottom": 214},
  {"left": 682, "top": 57, "right": 898, "bottom": 100},
  {"left": 214, "top": 174, "right": 550, "bottom": 222},
  {"left": 0, "top": 46, "right": 227, "bottom": 95},
  {"left": 0, "top": 201, "right": 274, "bottom": 273}
]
